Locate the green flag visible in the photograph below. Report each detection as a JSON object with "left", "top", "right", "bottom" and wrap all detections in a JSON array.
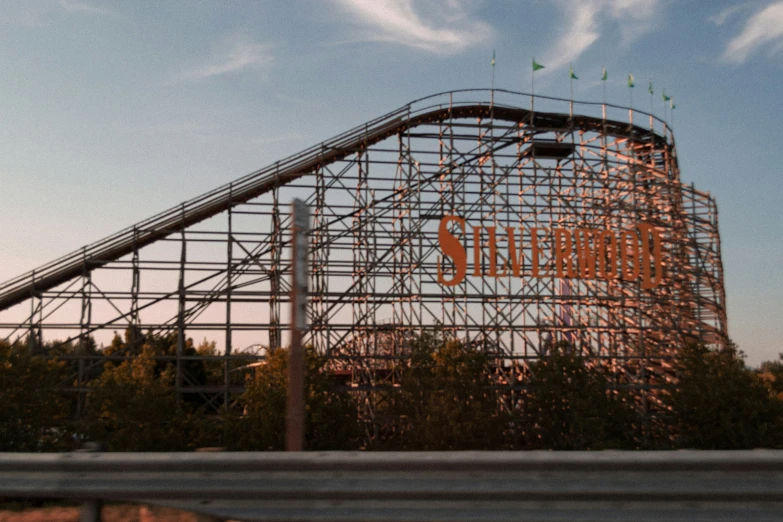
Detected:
[
  {"left": 648, "top": 81, "right": 653, "bottom": 95},
  {"left": 491, "top": 50, "right": 495, "bottom": 67},
  {"left": 569, "top": 64, "right": 578, "bottom": 80},
  {"left": 627, "top": 73, "right": 635, "bottom": 88},
  {"left": 532, "top": 58, "right": 545, "bottom": 71},
  {"left": 670, "top": 97, "right": 676, "bottom": 110},
  {"left": 601, "top": 67, "right": 607, "bottom": 81},
  {"left": 662, "top": 90, "right": 671, "bottom": 101}
]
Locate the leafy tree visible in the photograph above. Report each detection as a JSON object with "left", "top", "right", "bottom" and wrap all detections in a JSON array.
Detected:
[
  {"left": 228, "top": 347, "right": 286, "bottom": 450},
  {"left": 667, "top": 343, "right": 782, "bottom": 449},
  {"left": 515, "top": 341, "right": 638, "bottom": 450},
  {"left": 104, "top": 330, "right": 223, "bottom": 409},
  {"left": 0, "top": 340, "right": 74, "bottom": 451},
  {"left": 82, "top": 343, "right": 194, "bottom": 451},
  {"left": 195, "top": 338, "right": 225, "bottom": 386},
  {"left": 228, "top": 346, "right": 361, "bottom": 451},
  {"left": 376, "top": 333, "right": 507, "bottom": 450},
  {"left": 758, "top": 355, "right": 783, "bottom": 401}
]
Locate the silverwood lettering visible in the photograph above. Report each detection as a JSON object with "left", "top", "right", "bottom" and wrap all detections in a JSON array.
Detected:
[{"left": 437, "top": 216, "right": 663, "bottom": 289}]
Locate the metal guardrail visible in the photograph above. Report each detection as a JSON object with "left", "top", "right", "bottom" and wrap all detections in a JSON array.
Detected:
[{"left": 1, "top": 451, "right": 783, "bottom": 521}]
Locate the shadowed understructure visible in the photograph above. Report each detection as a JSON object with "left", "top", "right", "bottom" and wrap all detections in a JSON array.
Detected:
[{"left": 0, "top": 89, "right": 727, "bottom": 427}]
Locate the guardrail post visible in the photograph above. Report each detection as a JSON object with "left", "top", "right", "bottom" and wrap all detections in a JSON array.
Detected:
[{"left": 77, "top": 442, "right": 106, "bottom": 522}]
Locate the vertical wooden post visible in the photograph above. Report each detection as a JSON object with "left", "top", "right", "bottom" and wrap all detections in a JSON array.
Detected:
[
  {"left": 225, "top": 186, "right": 233, "bottom": 411},
  {"left": 176, "top": 226, "right": 186, "bottom": 407},
  {"left": 286, "top": 199, "right": 309, "bottom": 451}
]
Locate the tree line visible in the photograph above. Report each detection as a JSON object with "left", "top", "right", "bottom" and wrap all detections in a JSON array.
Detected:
[{"left": 2, "top": 330, "right": 783, "bottom": 452}]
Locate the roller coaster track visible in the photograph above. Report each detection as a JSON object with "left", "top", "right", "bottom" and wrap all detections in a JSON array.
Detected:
[{"left": 0, "top": 90, "right": 676, "bottom": 313}]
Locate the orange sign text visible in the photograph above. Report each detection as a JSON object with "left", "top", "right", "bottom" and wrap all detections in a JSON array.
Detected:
[{"left": 437, "top": 216, "right": 664, "bottom": 289}]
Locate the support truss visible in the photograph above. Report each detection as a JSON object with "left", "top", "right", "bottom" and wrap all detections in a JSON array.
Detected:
[{"left": 0, "top": 90, "right": 728, "bottom": 419}]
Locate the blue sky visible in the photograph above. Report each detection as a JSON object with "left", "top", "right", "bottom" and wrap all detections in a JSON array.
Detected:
[{"left": 0, "top": 0, "right": 781, "bottom": 364}]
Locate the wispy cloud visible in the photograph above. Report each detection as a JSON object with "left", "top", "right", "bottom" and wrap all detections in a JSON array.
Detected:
[
  {"left": 184, "top": 40, "right": 274, "bottom": 80},
  {"left": 335, "top": 0, "right": 491, "bottom": 54},
  {"left": 57, "top": 0, "right": 115, "bottom": 16},
  {"left": 722, "top": 2, "right": 783, "bottom": 63},
  {"left": 540, "top": 0, "right": 662, "bottom": 73},
  {"left": 3, "top": 0, "right": 115, "bottom": 27},
  {"left": 709, "top": 3, "right": 752, "bottom": 26}
]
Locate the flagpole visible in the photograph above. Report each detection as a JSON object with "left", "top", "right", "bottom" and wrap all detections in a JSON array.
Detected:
[
  {"left": 531, "top": 67, "right": 535, "bottom": 112},
  {"left": 490, "top": 49, "right": 495, "bottom": 107},
  {"left": 531, "top": 58, "right": 545, "bottom": 113},
  {"left": 649, "top": 80, "right": 653, "bottom": 115},
  {"left": 664, "top": 99, "right": 667, "bottom": 128},
  {"left": 571, "top": 74, "right": 574, "bottom": 111},
  {"left": 662, "top": 90, "right": 668, "bottom": 128},
  {"left": 600, "top": 67, "right": 607, "bottom": 120},
  {"left": 531, "top": 58, "right": 535, "bottom": 113},
  {"left": 569, "top": 63, "right": 574, "bottom": 117},
  {"left": 627, "top": 73, "right": 634, "bottom": 126}
]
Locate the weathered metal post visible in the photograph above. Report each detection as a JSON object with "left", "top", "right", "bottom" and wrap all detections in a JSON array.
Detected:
[
  {"left": 286, "top": 199, "right": 309, "bottom": 451},
  {"left": 78, "top": 442, "right": 106, "bottom": 522}
]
